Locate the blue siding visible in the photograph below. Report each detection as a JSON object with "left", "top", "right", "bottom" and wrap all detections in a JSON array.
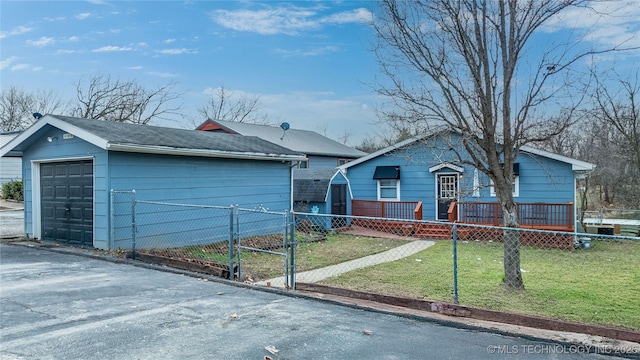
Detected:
[
  {"left": 21, "top": 127, "right": 109, "bottom": 248},
  {"left": 20, "top": 126, "right": 294, "bottom": 250},
  {"left": 343, "top": 133, "right": 576, "bottom": 220},
  {"left": 108, "top": 152, "right": 291, "bottom": 210},
  {"left": 108, "top": 152, "right": 292, "bottom": 250},
  {"left": 306, "top": 155, "right": 340, "bottom": 169}
]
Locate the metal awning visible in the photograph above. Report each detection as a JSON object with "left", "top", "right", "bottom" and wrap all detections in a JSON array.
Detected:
[{"left": 373, "top": 166, "right": 400, "bottom": 179}]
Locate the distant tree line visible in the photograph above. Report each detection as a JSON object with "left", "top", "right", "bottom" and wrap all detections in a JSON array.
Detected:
[{"left": 0, "top": 73, "right": 267, "bottom": 132}]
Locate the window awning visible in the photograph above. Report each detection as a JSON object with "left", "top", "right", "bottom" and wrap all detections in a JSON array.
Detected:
[{"left": 373, "top": 166, "right": 400, "bottom": 180}]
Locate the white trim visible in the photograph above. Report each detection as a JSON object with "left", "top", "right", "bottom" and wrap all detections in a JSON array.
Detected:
[
  {"left": 520, "top": 145, "right": 595, "bottom": 171},
  {"left": 30, "top": 156, "right": 95, "bottom": 242},
  {"left": 333, "top": 130, "right": 595, "bottom": 173},
  {"left": 106, "top": 143, "right": 306, "bottom": 162},
  {"left": 429, "top": 163, "right": 464, "bottom": 173},
  {"left": 338, "top": 135, "right": 425, "bottom": 170},
  {"left": 326, "top": 170, "right": 354, "bottom": 202},
  {"left": 377, "top": 179, "right": 400, "bottom": 201},
  {"left": 472, "top": 169, "right": 480, "bottom": 197},
  {"left": 489, "top": 176, "right": 520, "bottom": 197},
  {"left": 31, "top": 162, "right": 41, "bottom": 239}
]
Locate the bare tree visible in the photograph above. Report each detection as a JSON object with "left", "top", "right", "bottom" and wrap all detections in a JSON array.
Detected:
[
  {"left": 593, "top": 72, "right": 640, "bottom": 181},
  {"left": 198, "top": 86, "right": 268, "bottom": 124},
  {"left": 585, "top": 71, "right": 640, "bottom": 208},
  {"left": 72, "top": 73, "right": 184, "bottom": 124},
  {"left": 0, "top": 86, "right": 68, "bottom": 131},
  {"left": 372, "top": 0, "right": 622, "bottom": 289}
]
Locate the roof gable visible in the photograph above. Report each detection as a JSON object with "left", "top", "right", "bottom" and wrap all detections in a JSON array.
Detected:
[
  {"left": 339, "top": 130, "right": 594, "bottom": 172},
  {"left": 1, "top": 115, "right": 306, "bottom": 162}
]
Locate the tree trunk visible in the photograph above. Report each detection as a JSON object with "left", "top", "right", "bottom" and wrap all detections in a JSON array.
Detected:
[{"left": 502, "top": 201, "right": 524, "bottom": 290}]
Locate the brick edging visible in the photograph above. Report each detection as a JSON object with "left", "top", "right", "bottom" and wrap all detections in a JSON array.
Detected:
[{"left": 295, "top": 283, "right": 640, "bottom": 343}]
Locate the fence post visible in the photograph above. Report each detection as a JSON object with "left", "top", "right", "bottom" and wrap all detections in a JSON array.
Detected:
[
  {"left": 109, "top": 189, "right": 114, "bottom": 251},
  {"left": 228, "top": 205, "right": 235, "bottom": 281},
  {"left": 452, "top": 223, "right": 459, "bottom": 304},
  {"left": 234, "top": 205, "right": 241, "bottom": 282},
  {"left": 131, "top": 190, "right": 136, "bottom": 260},
  {"left": 288, "top": 211, "right": 296, "bottom": 290}
]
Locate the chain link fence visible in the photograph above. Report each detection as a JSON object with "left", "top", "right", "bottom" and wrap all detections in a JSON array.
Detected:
[
  {"left": 109, "top": 191, "right": 294, "bottom": 287},
  {"left": 291, "top": 212, "right": 640, "bottom": 330},
  {"left": 109, "top": 192, "right": 639, "bottom": 328}
]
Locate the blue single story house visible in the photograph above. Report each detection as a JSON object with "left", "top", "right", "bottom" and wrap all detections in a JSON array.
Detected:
[
  {"left": 337, "top": 131, "right": 595, "bottom": 232},
  {"left": 0, "top": 115, "right": 305, "bottom": 250}
]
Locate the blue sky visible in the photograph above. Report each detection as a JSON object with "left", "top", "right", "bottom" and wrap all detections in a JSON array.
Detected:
[{"left": 1, "top": 1, "right": 639, "bottom": 146}]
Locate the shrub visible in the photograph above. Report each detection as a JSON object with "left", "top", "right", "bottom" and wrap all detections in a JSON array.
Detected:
[{"left": 1, "top": 180, "right": 23, "bottom": 201}]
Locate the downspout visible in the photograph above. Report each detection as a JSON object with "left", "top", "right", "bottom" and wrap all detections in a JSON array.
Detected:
[{"left": 289, "top": 161, "right": 299, "bottom": 211}]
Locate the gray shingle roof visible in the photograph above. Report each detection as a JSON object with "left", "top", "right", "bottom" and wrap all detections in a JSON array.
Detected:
[
  {"left": 292, "top": 168, "right": 338, "bottom": 202},
  {"left": 1, "top": 115, "right": 306, "bottom": 161},
  {"left": 54, "top": 115, "right": 302, "bottom": 155},
  {"left": 204, "top": 119, "right": 367, "bottom": 158}
]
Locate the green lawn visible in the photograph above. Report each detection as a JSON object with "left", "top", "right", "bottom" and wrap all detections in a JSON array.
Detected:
[
  {"left": 239, "top": 234, "right": 410, "bottom": 281},
  {"left": 320, "top": 240, "right": 640, "bottom": 330}
]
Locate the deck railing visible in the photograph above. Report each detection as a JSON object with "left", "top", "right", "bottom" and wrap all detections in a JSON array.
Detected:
[
  {"left": 352, "top": 199, "right": 423, "bottom": 220},
  {"left": 450, "top": 201, "right": 574, "bottom": 231}
]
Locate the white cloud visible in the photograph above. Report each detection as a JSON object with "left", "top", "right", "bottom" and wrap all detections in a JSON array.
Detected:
[
  {"left": 274, "top": 45, "right": 339, "bottom": 57},
  {"left": 76, "top": 12, "right": 91, "bottom": 20},
  {"left": 164, "top": 38, "right": 176, "bottom": 44},
  {"left": 321, "top": 8, "right": 373, "bottom": 25},
  {"left": 56, "top": 49, "right": 78, "bottom": 54},
  {"left": 542, "top": 1, "right": 640, "bottom": 50},
  {"left": 10, "top": 64, "right": 30, "bottom": 71},
  {"left": 199, "top": 88, "right": 375, "bottom": 143},
  {"left": 127, "top": 65, "right": 144, "bottom": 70},
  {"left": 93, "top": 45, "right": 133, "bottom": 52},
  {"left": 0, "top": 25, "right": 34, "bottom": 39},
  {"left": 157, "top": 48, "right": 198, "bottom": 55},
  {"left": 26, "top": 36, "right": 56, "bottom": 47},
  {"left": 146, "top": 71, "right": 179, "bottom": 78},
  {"left": 209, "top": 7, "right": 319, "bottom": 35},
  {"left": 44, "top": 16, "right": 66, "bottom": 22},
  {"left": 209, "top": 5, "right": 373, "bottom": 36},
  {"left": 67, "top": 36, "right": 80, "bottom": 42},
  {"left": 261, "top": 91, "right": 376, "bottom": 144},
  {"left": 0, "top": 56, "right": 18, "bottom": 70}
]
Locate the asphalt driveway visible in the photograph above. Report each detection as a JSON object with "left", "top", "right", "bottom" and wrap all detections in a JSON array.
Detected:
[
  {"left": 0, "top": 243, "right": 628, "bottom": 360},
  {"left": 0, "top": 200, "right": 24, "bottom": 239}
]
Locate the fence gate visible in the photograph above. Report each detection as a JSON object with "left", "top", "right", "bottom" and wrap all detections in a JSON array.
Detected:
[
  {"left": 109, "top": 191, "right": 296, "bottom": 288},
  {"left": 235, "top": 207, "right": 296, "bottom": 289}
]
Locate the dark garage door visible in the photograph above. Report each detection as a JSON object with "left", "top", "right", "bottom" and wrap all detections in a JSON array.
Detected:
[{"left": 41, "top": 160, "right": 93, "bottom": 246}]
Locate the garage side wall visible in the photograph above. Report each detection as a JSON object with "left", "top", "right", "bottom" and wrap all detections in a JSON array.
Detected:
[
  {"left": 21, "top": 128, "right": 108, "bottom": 247},
  {"left": 108, "top": 152, "right": 293, "bottom": 250},
  {"left": 108, "top": 152, "right": 292, "bottom": 209}
]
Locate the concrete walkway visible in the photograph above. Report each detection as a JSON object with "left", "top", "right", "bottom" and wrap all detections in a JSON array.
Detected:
[{"left": 258, "top": 240, "right": 435, "bottom": 288}]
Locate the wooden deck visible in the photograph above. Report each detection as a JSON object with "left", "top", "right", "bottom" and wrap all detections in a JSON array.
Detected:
[
  {"left": 449, "top": 201, "right": 574, "bottom": 232},
  {"left": 351, "top": 199, "right": 574, "bottom": 232}
]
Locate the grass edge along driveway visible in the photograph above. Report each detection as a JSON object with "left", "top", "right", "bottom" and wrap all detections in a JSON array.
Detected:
[{"left": 320, "top": 239, "right": 640, "bottom": 330}]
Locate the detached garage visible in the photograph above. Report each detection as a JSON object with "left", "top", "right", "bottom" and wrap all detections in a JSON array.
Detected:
[{"left": 0, "top": 115, "right": 305, "bottom": 250}]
